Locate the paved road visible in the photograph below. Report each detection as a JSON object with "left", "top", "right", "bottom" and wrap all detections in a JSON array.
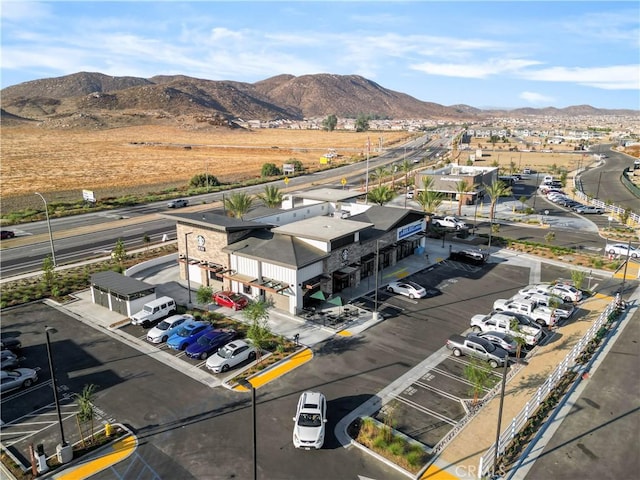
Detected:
[{"left": 578, "top": 145, "right": 640, "bottom": 211}]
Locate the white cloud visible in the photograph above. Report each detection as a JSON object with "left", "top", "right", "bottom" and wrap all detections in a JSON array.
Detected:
[
  {"left": 519, "top": 91, "right": 555, "bottom": 105},
  {"left": 0, "top": 1, "right": 52, "bottom": 21},
  {"left": 520, "top": 65, "right": 640, "bottom": 90},
  {"left": 210, "top": 27, "right": 243, "bottom": 42},
  {"left": 410, "top": 58, "right": 542, "bottom": 79}
]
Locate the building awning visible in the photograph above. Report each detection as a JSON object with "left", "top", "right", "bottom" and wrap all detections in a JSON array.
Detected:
[
  {"left": 337, "top": 266, "right": 358, "bottom": 275},
  {"left": 221, "top": 272, "right": 256, "bottom": 284}
]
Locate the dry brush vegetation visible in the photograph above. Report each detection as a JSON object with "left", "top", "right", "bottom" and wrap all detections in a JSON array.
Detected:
[{"left": 1, "top": 125, "right": 414, "bottom": 212}]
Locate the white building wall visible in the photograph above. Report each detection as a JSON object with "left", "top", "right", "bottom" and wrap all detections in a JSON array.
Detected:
[{"left": 232, "top": 256, "right": 259, "bottom": 277}]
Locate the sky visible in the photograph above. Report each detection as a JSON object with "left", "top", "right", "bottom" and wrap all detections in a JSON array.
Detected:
[{"left": 1, "top": 0, "right": 639, "bottom": 110}]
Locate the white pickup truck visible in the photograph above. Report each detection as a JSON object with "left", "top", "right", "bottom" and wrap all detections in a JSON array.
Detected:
[
  {"left": 432, "top": 216, "right": 468, "bottom": 230},
  {"left": 470, "top": 312, "right": 543, "bottom": 346},
  {"left": 492, "top": 298, "right": 557, "bottom": 327}
]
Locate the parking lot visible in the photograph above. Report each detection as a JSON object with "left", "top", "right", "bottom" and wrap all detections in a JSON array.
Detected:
[{"left": 0, "top": 252, "right": 618, "bottom": 479}]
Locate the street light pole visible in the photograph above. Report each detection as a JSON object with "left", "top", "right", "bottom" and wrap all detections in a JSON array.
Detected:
[
  {"left": 595, "top": 171, "right": 603, "bottom": 199},
  {"left": 492, "top": 358, "right": 527, "bottom": 476},
  {"left": 184, "top": 232, "right": 193, "bottom": 305},
  {"left": 238, "top": 379, "right": 257, "bottom": 480},
  {"left": 35, "top": 192, "right": 57, "bottom": 266},
  {"left": 45, "top": 326, "right": 66, "bottom": 447},
  {"left": 373, "top": 240, "right": 381, "bottom": 321}
]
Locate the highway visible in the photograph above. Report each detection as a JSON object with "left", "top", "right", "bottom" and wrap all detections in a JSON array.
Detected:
[{"left": 0, "top": 135, "right": 437, "bottom": 277}]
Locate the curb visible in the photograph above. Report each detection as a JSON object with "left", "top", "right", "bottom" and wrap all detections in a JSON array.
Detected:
[{"left": 226, "top": 346, "right": 313, "bottom": 391}]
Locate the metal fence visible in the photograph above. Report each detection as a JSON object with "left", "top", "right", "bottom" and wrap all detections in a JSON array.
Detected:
[{"left": 477, "top": 299, "right": 616, "bottom": 478}]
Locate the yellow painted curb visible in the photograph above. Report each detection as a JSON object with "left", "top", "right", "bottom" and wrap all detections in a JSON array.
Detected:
[
  {"left": 56, "top": 435, "right": 137, "bottom": 480},
  {"left": 234, "top": 347, "right": 313, "bottom": 391},
  {"left": 420, "top": 464, "right": 460, "bottom": 479},
  {"left": 337, "top": 330, "right": 353, "bottom": 336}
]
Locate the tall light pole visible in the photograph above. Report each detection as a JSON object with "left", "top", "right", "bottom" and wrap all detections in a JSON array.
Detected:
[
  {"left": 35, "top": 192, "right": 57, "bottom": 267},
  {"left": 184, "top": 232, "right": 193, "bottom": 305},
  {"left": 595, "top": 170, "right": 603, "bottom": 199},
  {"left": 373, "top": 240, "right": 381, "bottom": 321},
  {"left": 45, "top": 326, "right": 73, "bottom": 464},
  {"left": 238, "top": 379, "right": 257, "bottom": 480},
  {"left": 493, "top": 358, "right": 528, "bottom": 476},
  {"left": 364, "top": 137, "right": 370, "bottom": 204}
]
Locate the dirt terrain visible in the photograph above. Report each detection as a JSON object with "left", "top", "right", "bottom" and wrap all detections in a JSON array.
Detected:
[{"left": 0, "top": 126, "right": 414, "bottom": 211}]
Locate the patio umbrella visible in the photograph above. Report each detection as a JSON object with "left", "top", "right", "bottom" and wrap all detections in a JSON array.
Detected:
[
  {"left": 327, "top": 295, "right": 345, "bottom": 315},
  {"left": 310, "top": 290, "right": 326, "bottom": 301}
]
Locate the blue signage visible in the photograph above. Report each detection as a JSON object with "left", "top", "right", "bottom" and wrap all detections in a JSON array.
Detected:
[{"left": 397, "top": 222, "right": 423, "bottom": 240}]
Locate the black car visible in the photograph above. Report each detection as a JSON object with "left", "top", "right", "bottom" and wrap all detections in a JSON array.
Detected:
[
  {"left": 0, "top": 337, "right": 22, "bottom": 352},
  {"left": 0, "top": 230, "right": 15, "bottom": 240},
  {"left": 449, "top": 249, "right": 488, "bottom": 266}
]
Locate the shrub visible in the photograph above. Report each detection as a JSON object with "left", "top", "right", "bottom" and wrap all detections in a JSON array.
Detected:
[{"left": 261, "top": 163, "right": 282, "bottom": 177}]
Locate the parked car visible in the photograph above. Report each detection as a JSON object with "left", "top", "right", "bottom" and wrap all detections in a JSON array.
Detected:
[
  {"left": 574, "top": 205, "right": 604, "bottom": 214},
  {"left": 167, "top": 199, "right": 189, "bottom": 208},
  {"left": 292, "top": 391, "right": 328, "bottom": 449},
  {"left": 205, "top": 339, "right": 257, "bottom": 373},
  {"left": 386, "top": 281, "right": 427, "bottom": 299},
  {"left": 146, "top": 314, "right": 193, "bottom": 344},
  {"left": 446, "top": 334, "right": 508, "bottom": 368},
  {"left": 1, "top": 368, "right": 38, "bottom": 393},
  {"left": 131, "top": 296, "right": 176, "bottom": 327},
  {"left": 185, "top": 329, "right": 237, "bottom": 360},
  {"left": 0, "top": 230, "right": 15, "bottom": 240},
  {"left": 449, "top": 248, "right": 488, "bottom": 266},
  {"left": 0, "top": 337, "right": 22, "bottom": 353},
  {"left": 166, "top": 320, "right": 212, "bottom": 351},
  {"left": 605, "top": 243, "right": 639, "bottom": 258},
  {"left": 213, "top": 291, "right": 249, "bottom": 311},
  {"left": 515, "top": 293, "right": 575, "bottom": 319},
  {"left": 475, "top": 331, "right": 518, "bottom": 354},
  {"left": 551, "top": 283, "right": 583, "bottom": 302},
  {"left": 470, "top": 312, "right": 543, "bottom": 346},
  {"left": 1, "top": 350, "right": 19, "bottom": 370}
]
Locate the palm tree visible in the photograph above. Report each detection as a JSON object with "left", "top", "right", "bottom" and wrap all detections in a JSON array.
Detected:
[
  {"left": 416, "top": 190, "right": 444, "bottom": 216},
  {"left": 256, "top": 185, "right": 283, "bottom": 208},
  {"left": 485, "top": 180, "right": 512, "bottom": 221},
  {"left": 367, "top": 185, "right": 395, "bottom": 205},
  {"left": 224, "top": 192, "right": 254, "bottom": 219},
  {"left": 372, "top": 165, "right": 390, "bottom": 187},
  {"left": 464, "top": 358, "right": 492, "bottom": 405},
  {"left": 400, "top": 159, "right": 413, "bottom": 189},
  {"left": 454, "top": 180, "right": 476, "bottom": 216},
  {"left": 75, "top": 384, "right": 97, "bottom": 446}
]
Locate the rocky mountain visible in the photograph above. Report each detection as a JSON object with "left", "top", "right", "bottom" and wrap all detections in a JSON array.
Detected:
[{"left": 1, "top": 71, "right": 636, "bottom": 129}]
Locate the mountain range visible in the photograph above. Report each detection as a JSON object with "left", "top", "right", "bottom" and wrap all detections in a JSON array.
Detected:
[{"left": 1, "top": 72, "right": 635, "bottom": 129}]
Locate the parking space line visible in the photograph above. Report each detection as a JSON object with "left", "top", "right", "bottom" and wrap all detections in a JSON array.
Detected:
[
  {"left": 430, "top": 367, "right": 474, "bottom": 387},
  {"left": 395, "top": 396, "right": 457, "bottom": 426},
  {"left": 446, "top": 356, "right": 503, "bottom": 380},
  {"left": 414, "top": 380, "right": 463, "bottom": 402}
]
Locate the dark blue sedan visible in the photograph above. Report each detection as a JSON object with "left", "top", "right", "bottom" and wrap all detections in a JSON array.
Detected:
[
  {"left": 185, "top": 329, "right": 237, "bottom": 360},
  {"left": 166, "top": 321, "right": 212, "bottom": 351}
]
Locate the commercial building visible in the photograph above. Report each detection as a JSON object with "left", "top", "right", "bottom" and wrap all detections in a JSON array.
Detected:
[
  {"left": 164, "top": 188, "right": 427, "bottom": 315},
  {"left": 414, "top": 165, "right": 499, "bottom": 205}
]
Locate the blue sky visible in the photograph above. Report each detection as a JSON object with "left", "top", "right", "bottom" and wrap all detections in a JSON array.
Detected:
[{"left": 1, "top": 1, "right": 639, "bottom": 110}]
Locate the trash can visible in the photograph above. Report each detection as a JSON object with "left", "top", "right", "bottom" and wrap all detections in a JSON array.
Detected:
[{"left": 105, "top": 423, "right": 113, "bottom": 437}]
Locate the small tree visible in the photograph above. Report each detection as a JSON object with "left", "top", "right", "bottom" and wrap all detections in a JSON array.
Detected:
[
  {"left": 196, "top": 286, "right": 213, "bottom": 306},
  {"left": 464, "top": 358, "right": 492, "bottom": 405},
  {"left": 189, "top": 173, "right": 220, "bottom": 188},
  {"left": 261, "top": 163, "right": 281, "bottom": 177},
  {"left": 570, "top": 269, "right": 586, "bottom": 290},
  {"left": 224, "top": 192, "right": 254, "bottom": 219},
  {"left": 321, "top": 114, "right": 337, "bottom": 131},
  {"left": 243, "top": 298, "right": 272, "bottom": 361},
  {"left": 619, "top": 208, "right": 630, "bottom": 226},
  {"left": 355, "top": 114, "right": 370, "bottom": 132},
  {"left": 75, "top": 384, "right": 97, "bottom": 446},
  {"left": 143, "top": 234, "right": 151, "bottom": 250},
  {"left": 256, "top": 185, "right": 284, "bottom": 208},
  {"left": 42, "top": 255, "right": 57, "bottom": 291},
  {"left": 111, "top": 239, "right": 127, "bottom": 266},
  {"left": 544, "top": 231, "right": 556, "bottom": 244},
  {"left": 510, "top": 320, "right": 526, "bottom": 358}
]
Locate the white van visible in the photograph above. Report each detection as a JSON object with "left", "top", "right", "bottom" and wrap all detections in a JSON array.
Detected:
[{"left": 131, "top": 296, "right": 176, "bottom": 327}]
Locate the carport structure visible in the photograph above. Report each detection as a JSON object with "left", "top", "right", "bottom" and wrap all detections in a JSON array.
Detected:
[{"left": 90, "top": 271, "right": 156, "bottom": 316}]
